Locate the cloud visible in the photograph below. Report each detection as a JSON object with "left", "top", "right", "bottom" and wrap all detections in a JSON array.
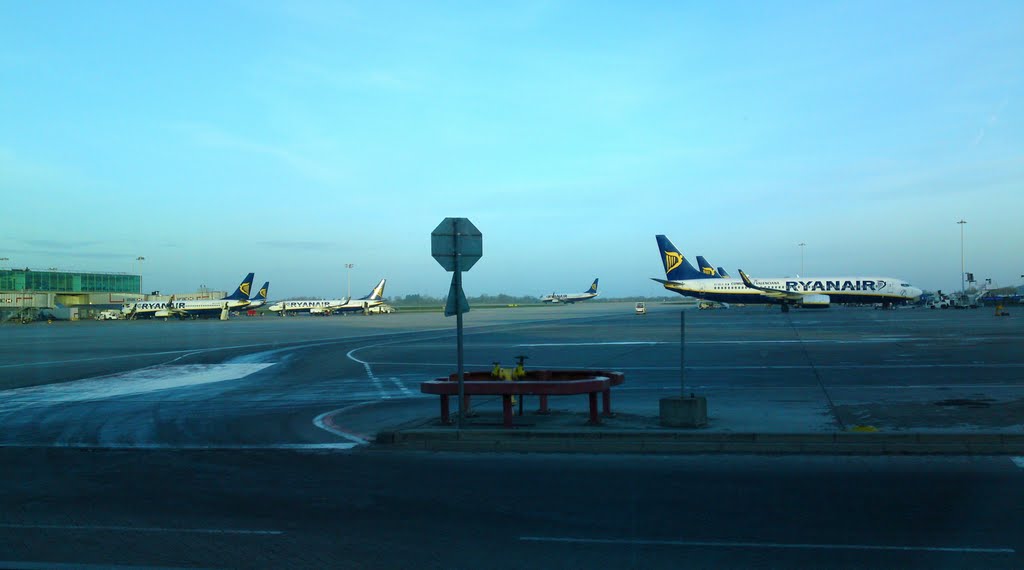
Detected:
[
  {"left": 254, "top": 240, "right": 337, "bottom": 250},
  {"left": 971, "top": 97, "right": 1010, "bottom": 148},
  {"left": 20, "top": 239, "right": 105, "bottom": 249},
  {"left": 168, "top": 122, "right": 345, "bottom": 184},
  {"left": 3, "top": 247, "right": 132, "bottom": 260}
]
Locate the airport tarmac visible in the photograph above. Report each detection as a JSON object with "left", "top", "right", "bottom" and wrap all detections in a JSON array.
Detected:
[
  {"left": 1, "top": 303, "right": 1023, "bottom": 568},
  {"left": 0, "top": 302, "right": 1022, "bottom": 449}
]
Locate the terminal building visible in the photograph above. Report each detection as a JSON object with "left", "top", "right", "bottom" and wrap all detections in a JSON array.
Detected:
[
  {"left": 2, "top": 268, "right": 237, "bottom": 322},
  {"left": 1, "top": 268, "right": 142, "bottom": 322}
]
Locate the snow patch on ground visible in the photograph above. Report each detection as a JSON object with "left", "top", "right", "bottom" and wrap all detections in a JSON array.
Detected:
[{"left": 0, "top": 364, "right": 274, "bottom": 411}]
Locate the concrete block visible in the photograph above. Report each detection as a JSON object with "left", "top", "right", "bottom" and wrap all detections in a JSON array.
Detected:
[{"left": 660, "top": 396, "right": 708, "bottom": 428}]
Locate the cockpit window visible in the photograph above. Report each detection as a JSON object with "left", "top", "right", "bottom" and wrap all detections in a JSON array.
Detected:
[{"left": 900, "top": 283, "right": 911, "bottom": 287}]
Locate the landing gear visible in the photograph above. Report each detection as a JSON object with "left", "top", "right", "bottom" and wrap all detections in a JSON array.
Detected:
[{"left": 781, "top": 303, "right": 790, "bottom": 313}]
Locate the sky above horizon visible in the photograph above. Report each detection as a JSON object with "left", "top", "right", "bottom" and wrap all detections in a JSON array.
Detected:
[{"left": 2, "top": 1, "right": 1022, "bottom": 299}]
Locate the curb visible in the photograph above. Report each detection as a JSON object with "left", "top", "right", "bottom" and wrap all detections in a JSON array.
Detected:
[{"left": 374, "top": 429, "right": 1024, "bottom": 455}]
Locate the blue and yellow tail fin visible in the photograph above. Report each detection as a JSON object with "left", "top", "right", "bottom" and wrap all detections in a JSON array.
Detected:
[
  {"left": 717, "top": 267, "right": 731, "bottom": 278},
  {"left": 696, "top": 256, "right": 719, "bottom": 277},
  {"left": 655, "top": 235, "right": 713, "bottom": 281},
  {"left": 252, "top": 281, "right": 269, "bottom": 301},
  {"left": 224, "top": 272, "right": 255, "bottom": 301},
  {"left": 585, "top": 278, "right": 599, "bottom": 294},
  {"left": 360, "top": 278, "right": 386, "bottom": 300}
]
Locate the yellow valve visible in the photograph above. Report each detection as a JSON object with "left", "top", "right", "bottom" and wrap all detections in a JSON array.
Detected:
[{"left": 513, "top": 355, "right": 528, "bottom": 380}]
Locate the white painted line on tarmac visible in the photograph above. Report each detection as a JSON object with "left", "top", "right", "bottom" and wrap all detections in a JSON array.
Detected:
[
  {"left": 0, "top": 442, "right": 357, "bottom": 451},
  {"left": 313, "top": 402, "right": 375, "bottom": 445},
  {"left": 0, "top": 562, "right": 212, "bottom": 570},
  {"left": 346, "top": 347, "right": 390, "bottom": 399},
  {"left": 518, "top": 536, "right": 1015, "bottom": 554},
  {"left": 0, "top": 523, "right": 283, "bottom": 535},
  {"left": 1011, "top": 457, "right": 1024, "bottom": 469},
  {"left": 389, "top": 377, "right": 413, "bottom": 396},
  {"left": 618, "top": 384, "right": 1024, "bottom": 391},
  {"left": 689, "top": 363, "right": 1024, "bottom": 370},
  {"left": 346, "top": 361, "right": 1024, "bottom": 372},
  {"left": 517, "top": 338, "right": 1020, "bottom": 347},
  {"left": 517, "top": 342, "right": 667, "bottom": 347}
]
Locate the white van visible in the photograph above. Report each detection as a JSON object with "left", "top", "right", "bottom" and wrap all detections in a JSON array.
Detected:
[{"left": 634, "top": 302, "right": 646, "bottom": 315}]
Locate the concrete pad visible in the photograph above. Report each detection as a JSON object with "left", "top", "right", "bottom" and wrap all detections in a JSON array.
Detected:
[{"left": 374, "top": 409, "right": 1024, "bottom": 455}]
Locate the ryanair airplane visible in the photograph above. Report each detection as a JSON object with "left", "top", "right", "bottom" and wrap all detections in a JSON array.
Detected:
[
  {"left": 268, "top": 278, "right": 386, "bottom": 315},
  {"left": 123, "top": 273, "right": 255, "bottom": 319},
  {"left": 653, "top": 235, "right": 922, "bottom": 312},
  {"left": 332, "top": 279, "right": 388, "bottom": 314},
  {"left": 696, "top": 256, "right": 723, "bottom": 277},
  {"left": 246, "top": 282, "right": 270, "bottom": 310},
  {"left": 541, "top": 278, "right": 600, "bottom": 304}
]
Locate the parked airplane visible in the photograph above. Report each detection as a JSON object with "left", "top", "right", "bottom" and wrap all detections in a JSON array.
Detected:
[
  {"left": 717, "top": 267, "right": 731, "bottom": 278},
  {"left": 331, "top": 279, "right": 388, "bottom": 314},
  {"left": 652, "top": 235, "right": 922, "bottom": 312},
  {"left": 541, "top": 279, "right": 599, "bottom": 304},
  {"left": 123, "top": 273, "right": 255, "bottom": 319},
  {"left": 246, "top": 282, "right": 270, "bottom": 310},
  {"left": 268, "top": 278, "right": 386, "bottom": 315},
  {"left": 696, "top": 256, "right": 722, "bottom": 277}
]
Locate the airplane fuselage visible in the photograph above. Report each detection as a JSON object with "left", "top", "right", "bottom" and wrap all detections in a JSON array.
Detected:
[
  {"left": 662, "top": 276, "right": 921, "bottom": 305},
  {"left": 541, "top": 292, "right": 598, "bottom": 304},
  {"left": 123, "top": 298, "right": 250, "bottom": 318},
  {"left": 267, "top": 299, "right": 348, "bottom": 314}
]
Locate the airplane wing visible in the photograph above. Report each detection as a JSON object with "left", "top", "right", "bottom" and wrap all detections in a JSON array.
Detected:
[{"left": 737, "top": 269, "right": 805, "bottom": 302}]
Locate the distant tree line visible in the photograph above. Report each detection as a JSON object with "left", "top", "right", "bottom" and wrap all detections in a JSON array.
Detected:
[{"left": 391, "top": 294, "right": 683, "bottom": 307}]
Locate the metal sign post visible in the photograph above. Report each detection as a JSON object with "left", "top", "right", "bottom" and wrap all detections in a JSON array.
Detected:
[
  {"left": 680, "top": 311, "right": 686, "bottom": 396},
  {"left": 431, "top": 218, "right": 482, "bottom": 429}
]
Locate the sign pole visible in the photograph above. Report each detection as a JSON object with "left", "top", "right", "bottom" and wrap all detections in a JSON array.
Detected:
[
  {"left": 430, "top": 216, "right": 482, "bottom": 430},
  {"left": 680, "top": 311, "right": 686, "bottom": 396},
  {"left": 455, "top": 228, "right": 465, "bottom": 429}
]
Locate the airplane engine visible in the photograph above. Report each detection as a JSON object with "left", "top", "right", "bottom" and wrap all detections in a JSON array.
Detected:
[
  {"left": 800, "top": 294, "right": 830, "bottom": 308},
  {"left": 154, "top": 309, "right": 173, "bottom": 318}
]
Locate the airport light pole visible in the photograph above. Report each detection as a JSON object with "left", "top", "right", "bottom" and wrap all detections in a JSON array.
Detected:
[
  {"left": 798, "top": 242, "right": 806, "bottom": 276},
  {"left": 345, "top": 263, "right": 354, "bottom": 300},
  {"left": 957, "top": 220, "right": 966, "bottom": 303},
  {"left": 136, "top": 256, "right": 145, "bottom": 298}
]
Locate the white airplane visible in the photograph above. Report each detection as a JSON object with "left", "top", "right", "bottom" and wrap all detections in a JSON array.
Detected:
[
  {"left": 331, "top": 278, "right": 387, "bottom": 314},
  {"left": 246, "top": 282, "right": 270, "bottom": 310},
  {"left": 123, "top": 273, "right": 255, "bottom": 319},
  {"left": 268, "top": 278, "right": 386, "bottom": 315},
  {"left": 541, "top": 278, "right": 599, "bottom": 304},
  {"left": 653, "top": 235, "right": 922, "bottom": 312}
]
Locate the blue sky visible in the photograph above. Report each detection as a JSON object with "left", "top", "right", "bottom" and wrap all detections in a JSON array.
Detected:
[{"left": 2, "top": 1, "right": 1022, "bottom": 298}]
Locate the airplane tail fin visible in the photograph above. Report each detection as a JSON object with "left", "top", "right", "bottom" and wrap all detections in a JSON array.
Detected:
[
  {"left": 360, "top": 278, "right": 386, "bottom": 300},
  {"left": 224, "top": 273, "right": 255, "bottom": 301},
  {"left": 717, "top": 267, "right": 731, "bottom": 278},
  {"left": 585, "top": 278, "right": 599, "bottom": 294},
  {"left": 252, "top": 282, "right": 269, "bottom": 301},
  {"left": 656, "top": 235, "right": 712, "bottom": 281},
  {"left": 695, "top": 256, "right": 719, "bottom": 277}
]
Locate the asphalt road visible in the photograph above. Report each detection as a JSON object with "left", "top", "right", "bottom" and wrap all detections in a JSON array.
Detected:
[
  {"left": 1, "top": 303, "right": 1022, "bottom": 567},
  {"left": 1, "top": 449, "right": 1022, "bottom": 568}
]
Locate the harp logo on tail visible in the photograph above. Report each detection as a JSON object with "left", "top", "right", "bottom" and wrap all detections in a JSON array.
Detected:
[{"left": 665, "top": 251, "right": 683, "bottom": 274}]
